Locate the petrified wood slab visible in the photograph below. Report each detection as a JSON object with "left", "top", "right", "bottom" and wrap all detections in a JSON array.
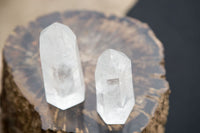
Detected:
[{"left": 1, "top": 11, "right": 170, "bottom": 133}]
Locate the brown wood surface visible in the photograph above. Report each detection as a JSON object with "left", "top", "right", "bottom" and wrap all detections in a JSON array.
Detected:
[
  {"left": 0, "top": 107, "right": 3, "bottom": 133},
  {"left": 1, "top": 11, "right": 170, "bottom": 133}
]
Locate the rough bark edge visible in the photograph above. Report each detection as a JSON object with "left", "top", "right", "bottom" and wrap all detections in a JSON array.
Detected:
[
  {"left": 142, "top": 86, "right": 170, "bottom": 133},
  {"left": 1, "top": 60, "right": 43, "bottom": 133},
  {"left": 0, "top": 107, "right": 3, "bottom": 133}
]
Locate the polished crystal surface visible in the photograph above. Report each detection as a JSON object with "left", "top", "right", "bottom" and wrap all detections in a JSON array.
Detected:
[
  {"left": 95, "top": 49, "right": 135, "bottom": 124},
  {"left": 40, "top": 22, "right": 85, "bottom": 110}
]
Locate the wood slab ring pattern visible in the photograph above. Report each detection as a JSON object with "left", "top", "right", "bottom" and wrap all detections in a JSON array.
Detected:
[{"left": 1, "top": 11, "right": 170, "bottom": 133}]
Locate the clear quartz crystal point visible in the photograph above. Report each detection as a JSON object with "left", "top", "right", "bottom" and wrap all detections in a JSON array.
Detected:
[
  {"left": 95, "top": 49, "right": 135, "bottom": 124},
  {"left": 40, "top": 22, "right": 85, "bottom": 110}
]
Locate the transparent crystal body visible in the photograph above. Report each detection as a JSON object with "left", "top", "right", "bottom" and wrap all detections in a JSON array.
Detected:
[
  {"left": 95, "top": 49, "right": 135, "bottom": 124},
  {"left": 40, "top": 22, "right": 85, "bottom": 110}
]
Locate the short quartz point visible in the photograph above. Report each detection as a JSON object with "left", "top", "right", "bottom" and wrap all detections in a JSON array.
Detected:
[
  {"left": 95, "top": 49, "right": 135, "bottom": 124},
  {"left": 40, "top": 22, "right": 85, "bottom": 110}
]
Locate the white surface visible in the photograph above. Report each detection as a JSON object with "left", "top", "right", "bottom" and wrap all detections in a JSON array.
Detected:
[
  {"left": 95, "top": 49, "right": 135, "bottom": 124},
  {"left": 40, "top": 22, "right": 85, "bottom": 110}
]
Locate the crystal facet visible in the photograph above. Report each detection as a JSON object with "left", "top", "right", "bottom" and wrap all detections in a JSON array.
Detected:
[
  {"left": 95, "top": 49, "right": 135, "bottom": 124},
  {"left": 40, "top": 22, "right": 85, "bottom": 110}
]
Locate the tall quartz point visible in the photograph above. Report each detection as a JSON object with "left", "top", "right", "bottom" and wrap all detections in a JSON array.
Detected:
[
  {"left": 40, "top": 22, "right": 85, "bottom": 110},
  {"left": 95, "top": 49, "right": 135, "bottom": 124}
]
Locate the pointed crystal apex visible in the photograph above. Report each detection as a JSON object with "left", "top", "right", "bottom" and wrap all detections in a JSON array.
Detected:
[
  {"left": 40, "top": 22, "right": 85, "bottom": 110},
  {"left": 95, "top": 49, "right": 135, "bottom": 124}
]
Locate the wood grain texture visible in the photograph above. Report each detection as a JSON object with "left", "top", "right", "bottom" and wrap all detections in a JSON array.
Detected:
[{"left": 1, "top": 11, "right": 170, "bottom": 133}]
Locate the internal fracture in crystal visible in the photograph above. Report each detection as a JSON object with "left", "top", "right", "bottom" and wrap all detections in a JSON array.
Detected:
[
  {"left": 95, "top": 49, "right": 135, "bottom": 124},
  {"left": 40, "top": 22, "right": 85, "bottom": 110}
]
